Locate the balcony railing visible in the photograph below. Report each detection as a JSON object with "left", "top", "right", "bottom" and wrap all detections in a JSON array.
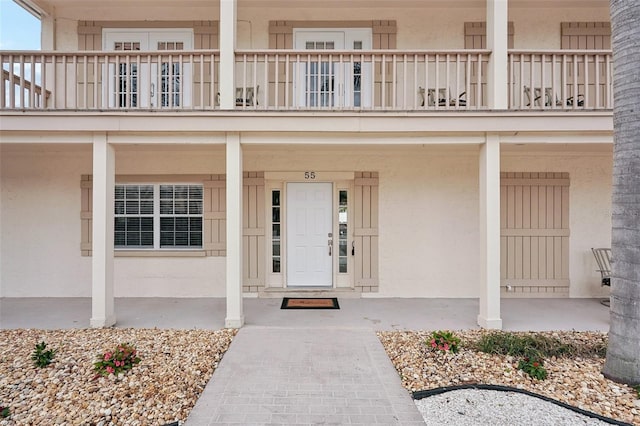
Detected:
[
  {"left": 234, "top": 49, "right": 490, "bottom": 110},
  {"left": 509, "top": 50, "right": 613, "bottom": 110},
  {"left": 1, "top": 51, "right": 220, "bottom": 110},
  {"left": 1, "top": 49, "right": 613, "bottom": 112}
]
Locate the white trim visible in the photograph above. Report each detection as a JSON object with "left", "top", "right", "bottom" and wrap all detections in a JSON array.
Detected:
[{"left": 264, "top": 171, "right": 355, "bottom": 181}]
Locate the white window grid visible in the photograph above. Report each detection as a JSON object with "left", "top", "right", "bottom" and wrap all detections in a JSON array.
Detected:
[{"left": 114, "top": 183, "right": 203, "bottom": 250}]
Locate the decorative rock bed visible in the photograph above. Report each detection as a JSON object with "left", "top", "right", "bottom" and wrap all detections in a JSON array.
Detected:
[
  {"left": 0, "top": 328, "right": 236, "bottom": 425},
  {"left": 378, "top": 330, "right": 639, "bottom": 425}
]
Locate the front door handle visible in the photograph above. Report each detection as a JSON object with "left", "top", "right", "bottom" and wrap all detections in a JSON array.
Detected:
[
  {"left": 352, "top": 241, "right": 355, "bottom": 256},
  {"left": 328, "top": 239, "right": 333, "bottom": 256}
]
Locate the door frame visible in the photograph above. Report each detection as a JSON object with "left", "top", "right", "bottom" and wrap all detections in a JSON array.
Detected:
[
  {"left": 265, "top": 172, "right": 355, "bottom": 290},
  {"left": 293, "top": 28, "right": 373, "bottom": 108},
  {"left": 102, "top": 28, "right": 194, "bottom": 108}
]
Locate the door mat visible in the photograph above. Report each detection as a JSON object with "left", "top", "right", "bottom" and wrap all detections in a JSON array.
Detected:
[{"left": 280, "top": 297, "right": 340, "bottom": 309}]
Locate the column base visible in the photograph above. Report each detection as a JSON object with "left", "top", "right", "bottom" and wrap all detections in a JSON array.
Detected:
[
  {"left": 477, "top": 315, "right": 502, "bottom": 330},
  {"left": 90, "top": 314, "right": 116, "bottom": 328},
  {"left": 225, "top": 316, "right": 245, "bottom": 329}
]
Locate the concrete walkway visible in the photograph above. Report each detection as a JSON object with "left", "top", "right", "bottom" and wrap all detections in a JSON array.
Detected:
[{"left": 184, "top": 326, "right": 426, "bottom": 425}]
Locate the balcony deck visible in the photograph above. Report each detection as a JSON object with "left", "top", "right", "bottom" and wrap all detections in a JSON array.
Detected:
[{"left": 1, "top": 49, "right": 613, "bottom": 113}]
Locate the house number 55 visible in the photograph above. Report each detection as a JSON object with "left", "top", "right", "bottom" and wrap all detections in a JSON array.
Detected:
[{"left": 304, "top": 171, "right": 316, "bottom": 180}]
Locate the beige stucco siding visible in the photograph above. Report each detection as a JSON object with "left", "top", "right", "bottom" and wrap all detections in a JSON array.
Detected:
[
  {"left": 50, "top": 5, "right": 609, "bottom": 51},
  {"left": 510, "top": 7, "right": 610, "bottom": 49},
  {"left": 1, "top": 147, "right": 92, "bottom": 297},
  {"left": 0, "top": 145, "right": 228, "bottom": 298},
  {"left": 1, "top": 142, "right": 612, "bottom": 299}
]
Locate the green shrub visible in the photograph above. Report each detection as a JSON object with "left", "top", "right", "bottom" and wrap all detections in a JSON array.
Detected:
[
  {"left": 0, "top": 406, "right": 10, "bottom": 418},
  {"left": 31, "top": 341, "right": 57, "bottom": 368},
  {"left": 474, "top": 332, "right": 605, "bottom": 359}
]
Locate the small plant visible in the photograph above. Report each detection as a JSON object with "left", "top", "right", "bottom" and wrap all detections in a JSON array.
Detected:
[
  {"left": 31, "top": 341, "right": 57, "bottom": 368},
  {"left": 517, "top": 357, "right": 548, "bottom": 380},
  {"left": 428, "top": 330, "right": 461, "bottom": 354},
  {"left": 0, "top": 406, "right": 10, "bottom": 418},
  {"left": 633, "top": 385, "right": 640, "bottom": 399},
  {"left": 94, "top": 343, "right": 141, "bottom": 377}
]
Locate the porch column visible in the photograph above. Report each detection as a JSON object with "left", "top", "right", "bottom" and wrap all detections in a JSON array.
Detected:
[
  {"left": 219, "top": 0, "right": 237, "bottom": 109},
  {"left": 478, "top": 134, "right": 502, "bottom": 329},
  {"left": 90, "top": 133, "right": 116, "bottom": 328},
  {"left": 487, "top": 0, "right": 508, "bottom": 109},
  {"left": 41, "top": 15, "right": 55, "bottom": 50},
  {"left": 225, "top": 132, "right": 244, "bottom": 328}
]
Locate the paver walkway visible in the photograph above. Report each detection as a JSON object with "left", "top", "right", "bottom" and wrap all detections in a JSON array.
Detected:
[{"left": 185, "top": 326, "right": 426, "bottom": 425}]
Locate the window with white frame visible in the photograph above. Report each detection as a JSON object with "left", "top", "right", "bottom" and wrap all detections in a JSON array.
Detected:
[{"left": 114, "top": 184, "right": 203, "bottom": 249}]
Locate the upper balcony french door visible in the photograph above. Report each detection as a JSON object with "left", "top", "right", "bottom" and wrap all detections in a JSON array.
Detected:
[
  {"left": 103, "top": 29, "right": 193, "bottom": 108},
  {"left": 294, "top": 29, "right": 372, "bottom": 109}
]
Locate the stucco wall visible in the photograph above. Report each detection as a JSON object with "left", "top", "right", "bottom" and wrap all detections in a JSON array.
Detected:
[
  {"left": 50, "top": 4, "right": 609, "bottom": 51},
  {"left": 0, "top": 145, "right": 227, "bottom": 298},
  {"left": 1, "top": 147, "right": 92, "bottom": 297},
  {"left": 245, "top": 145, "right": 481, "bottom": 297},
  {"left": 1, "top": 142, "right": 612, "bottom": 299}
]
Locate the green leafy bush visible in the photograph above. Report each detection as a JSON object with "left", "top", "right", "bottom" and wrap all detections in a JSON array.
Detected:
[
  {"left": 474, "top": 331, "right": 605, "bottom": 359},
  {"left": 517, "top": 357, "right": 548, "bottom": 380},
  {"left": 427, "top": 330, "right": 461, "bottom": 354},
  {"left": 94, "top": 343, "right": 141, "bottom": 377},
  {"left": 0, "top": 406, "right": 10, "bottom": 418},
  {"left": 31, "top": 341, "right": 57, "bottom": 368}
]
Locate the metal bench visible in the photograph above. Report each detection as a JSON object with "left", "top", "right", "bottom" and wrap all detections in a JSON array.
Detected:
[{"left": 591, "top": 247, "right": 612, "bottom": 286}]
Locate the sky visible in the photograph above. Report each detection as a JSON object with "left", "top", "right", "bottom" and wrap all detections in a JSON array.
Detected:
[{"left": 0, "top": 0, "right": 41, "bottom": 50}]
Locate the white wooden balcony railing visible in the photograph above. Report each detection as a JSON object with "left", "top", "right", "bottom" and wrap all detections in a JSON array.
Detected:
[
  {"left": 1, "top": 51, "right": 221, "bottom": 110},
  {"left": 233, "top": 49, "right": 490, "bottom": 110},
  {"left": 1, "top": 50, "right": 613, "bottom": 112},
  {"left": 509, "top": 50, "right": 613, "bottom": 110}
]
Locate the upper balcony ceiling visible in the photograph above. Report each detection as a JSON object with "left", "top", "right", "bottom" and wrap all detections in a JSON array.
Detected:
[{"left": 22, "top": 0, "right": 609, "bottom": 18}]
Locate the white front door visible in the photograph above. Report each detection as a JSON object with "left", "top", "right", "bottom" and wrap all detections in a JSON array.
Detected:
[
  {"left": 103, "top": 29, "right": 193, "bottom": 108},
  {"left": 294, "top": 29, "right": 372, "bottom": 108},
  {"left": 286, "top": 182, "right": 333, "bottom": 287}
]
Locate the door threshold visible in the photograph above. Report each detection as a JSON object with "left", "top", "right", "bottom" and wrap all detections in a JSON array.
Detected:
[{"left": 259, "top": 287, "right": 360, "bottom": 299}]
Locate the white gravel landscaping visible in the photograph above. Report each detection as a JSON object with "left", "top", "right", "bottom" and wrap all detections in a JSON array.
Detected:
[{"left": 415, "top": 389, "right": 616, "bottom": 426}]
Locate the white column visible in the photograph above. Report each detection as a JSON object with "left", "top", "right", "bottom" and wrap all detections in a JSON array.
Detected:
[
  {"left": 90, "top": 133, "right": 116, "bottom": 328},
  {"left": 487, "top": 0, "right": 508, "bottom": 109},
  {"left": 40, "top": 15, "right": 55, "bottom": 50},
  {"left": 219, "top": 0, "right": 237, "bottom": 110},
  {"left": 478, "top": 134, "right": 502, "bottom": 329},
  {"left": 225, "top": 132, "right": 244, "bottom": 328}
]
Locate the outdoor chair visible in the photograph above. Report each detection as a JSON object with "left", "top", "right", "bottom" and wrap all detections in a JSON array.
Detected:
[
  {"left": 419, "top": 87, "right": 467, "bottom": 107},
  {"left": 236, "top": 85, "right": 259, "bottom": 107},
  {"left": 523, "top": 86, "right": 548, "bottom": 107},
  {"left": 559, "top": 93, "right": 584, "bottom": 107},
  {"left": 591, "top": 247, "right": 612, "bottom": 287},
  {"left": 524, "top": 86, "right": 584, "bottom": 107}
]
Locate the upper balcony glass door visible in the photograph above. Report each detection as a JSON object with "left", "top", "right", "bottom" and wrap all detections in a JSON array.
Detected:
[
  {"left": 294, "top": 29, "right": 372, "bottom": 108},
  {"left": 103, "top": 29, "right": 193, "bottom": 108}
]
